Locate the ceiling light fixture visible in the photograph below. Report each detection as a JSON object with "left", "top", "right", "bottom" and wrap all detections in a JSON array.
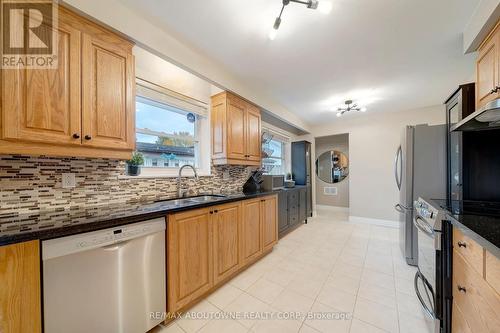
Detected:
[
  {"left": 269, "top": 0, "right": 332, "bottom": 40},
  {"left": 336, "top": 100, "right": 367, "bottom": 117}
]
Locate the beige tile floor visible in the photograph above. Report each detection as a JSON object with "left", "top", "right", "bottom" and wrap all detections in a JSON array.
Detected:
[{"left": 151, "top": 207, "right": 434, "bottom": 333}]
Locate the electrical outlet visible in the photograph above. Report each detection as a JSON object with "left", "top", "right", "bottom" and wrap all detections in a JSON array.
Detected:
[
  {"left": 62, "top": 173, "right": 76, "bottom": 188},
  {"left": 222, "top": 170, "right": 230, "bottom": 180}
]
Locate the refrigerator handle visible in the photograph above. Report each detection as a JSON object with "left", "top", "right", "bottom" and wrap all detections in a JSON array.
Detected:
[{"left": 394, "top": 146, "right": 402, "bottom": 190}]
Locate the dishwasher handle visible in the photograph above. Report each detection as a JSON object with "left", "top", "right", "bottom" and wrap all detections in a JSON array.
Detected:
[{"left": 102, "top": 240, "right": 130, "bottom": 251}]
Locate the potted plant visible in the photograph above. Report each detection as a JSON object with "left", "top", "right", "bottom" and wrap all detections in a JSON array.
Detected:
[
  {"left": 126, "top": 152, "right": 144, "bottom": 176},
  {"left": 286, "top": 172, "right": 293, "bottom": 180}
]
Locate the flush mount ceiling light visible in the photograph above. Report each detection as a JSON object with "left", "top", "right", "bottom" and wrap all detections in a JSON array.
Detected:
[
  {"left": 269, "top": 0, "right": 333, "bottom": 40},
  {"left": 336, "top": 100, "right": 367, "bottom": 117}
]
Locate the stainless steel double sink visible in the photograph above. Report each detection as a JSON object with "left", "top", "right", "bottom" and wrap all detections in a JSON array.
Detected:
[{"left": 156, "top": 195, "right": 227, "bottom": 206}]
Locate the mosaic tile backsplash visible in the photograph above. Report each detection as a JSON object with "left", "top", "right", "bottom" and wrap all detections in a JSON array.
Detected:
[{"left": 0, "top": 155, "right": 255, "bottom": 217}]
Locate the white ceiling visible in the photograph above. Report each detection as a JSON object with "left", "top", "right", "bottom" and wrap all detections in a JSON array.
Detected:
[{"left": 119, "top": 0, "right": 479, "bottom": 125}]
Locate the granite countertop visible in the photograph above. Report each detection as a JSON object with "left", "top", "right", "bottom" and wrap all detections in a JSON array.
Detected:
[
  {"left": 429, "top": 199, "right": 500, "bottom": 259},
  {"left": 446, "top": 211, "right": 500, "bottom": 259},
  {"left": 0, "top": 190, "right": 279, "bottom": 246}
]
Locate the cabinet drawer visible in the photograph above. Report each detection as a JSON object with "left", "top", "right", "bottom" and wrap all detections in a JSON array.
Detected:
[
  {"left": 453, "top": 227, "right": 484, "bottom": 276},
  {"left": 485, "top": 250, "right": 500, "bottom": 295},
  {"left": 452, "top": 250, "right": 500, "bottom": 333}
]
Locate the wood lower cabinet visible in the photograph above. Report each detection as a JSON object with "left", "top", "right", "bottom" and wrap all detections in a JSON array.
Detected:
[
  {"left": 212, "top": 202, "right": 242, "bottom": 284},
  {"left": 167, "top": 196, "right": 277, "bottom": 313},
  {"left": 0, "top": 6, "right": 135, "bottom": 159},
  {"left": 452, "top": 249, "right": 500, "bottom": 333},
  {"left": 167, "top": 208, "right": 213, "bottom": 312},
  {"left": 210, "top": 91, "right": 261, "bottom": 166},
  {"left": 0, "top": 240, "right": 41, "bottom": 333},
  {"left": 451, "top": 226, "right": 500, "bottom": 333},
  {"left": 241, "top": 198, "right": 263, "bottom": 264},
  {"left": 262, "top": 196, "right": 278, "bottom": 252}
]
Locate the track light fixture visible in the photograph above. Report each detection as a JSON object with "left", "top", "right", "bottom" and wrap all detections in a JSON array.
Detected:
[
  {"left": 336, "top": 100, "right": 367, "bottom": 117},
  {"left": 269, "top": 0, "right": 332, "bottom": 40}
]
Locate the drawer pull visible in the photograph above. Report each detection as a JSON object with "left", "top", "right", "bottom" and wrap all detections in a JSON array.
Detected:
[
  {"left": 457, "top": 285, "right": 467, "bottom": 293},
  {"left": 457, "top": 241, "right": 467, "bottom": 248}
]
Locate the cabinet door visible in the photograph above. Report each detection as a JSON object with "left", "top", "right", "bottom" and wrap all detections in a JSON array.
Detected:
[
  {"left": 1, "top": 18, "right": 81, "bottom": 145},
  {"left": 287, "top": 190, "right": 299, "bottom": 227},
  {"left": 211, "top": 94, "right": 227, "bottom": 160},
  {"left": 476, "top": 32, "right": 498, "bottom": 108},
  {"left": 226, "top": 95, "right": 246, "bottom": 160},
  {"left": 82, "top": 32, "right": 135, "bottom": 150},
  {"left": 0, "top": 240, "right": 41, "bottom": 333},
  {"left": 213, "top": 202, "right": 241, "bottom": 284},
  {"left": 168, "top": 208, "right": 213, "bottom": 312},
  {"left": 245, "top": 104, "right": 261, "bottom": 162},
  {"left": 278, "top": 191, "right": 289, "bottom": 234},
  {"left": 262, "top": 196, "right": 278, "bottom": 252},
  {"left": 298, "top": 188, "right": 307, "bottom": 222},
  {"left": 241, "top": 199, "right": 262, "bottom": 264}
]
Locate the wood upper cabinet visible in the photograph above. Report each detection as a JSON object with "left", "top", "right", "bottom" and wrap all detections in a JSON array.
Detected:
[
  {"left": 81, "top": 31, "right": 135, "bottom": 150},
  {"left": 241, "top": 198, "right": 263, "bottom": 264},
  {"left": 212, "top": 202, "right": 242, "bottom": 284},
  {"left": 261, "top": 196, "right": 278, "bottom": 252},
  {"left": 167, "top": 208, "right": 213, "bottom": 312},
  {"left": 245, "top": 104, "right": 262, "bottom": 162},
  {"left": 1, "top": 13, "right": 81, "bottom": 146},
  {"left": 211, "top": 91, "right": 261, "bottom": 166},
  {"left": 0, "top": 6, "right": 135, "bottom": 159},
  {"left": 0, "top": 241, "right": 41, "bottom": 333},
  {"left": 226, "top": 95, "right": 247, "bottom": 160},
  {"left": 476, "top": 23, "right": 500, "bottom": 109}
]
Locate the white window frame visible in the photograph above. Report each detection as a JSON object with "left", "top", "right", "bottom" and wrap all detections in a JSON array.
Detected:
[
  {"left": 127, "top": 79, "right": 211, "bottom": 178},
  {"left": 262, "top": 126, "right": 291, "bottom": 176}
]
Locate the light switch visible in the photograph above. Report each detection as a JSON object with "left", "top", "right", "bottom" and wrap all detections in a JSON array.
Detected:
[{"left": 62, "top": 173, "right": 76, "bottom": 188}]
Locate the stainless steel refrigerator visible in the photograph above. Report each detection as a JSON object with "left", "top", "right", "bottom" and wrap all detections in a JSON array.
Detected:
[{"left": 394, "top": 124, "right": 446, "bottom": 266}]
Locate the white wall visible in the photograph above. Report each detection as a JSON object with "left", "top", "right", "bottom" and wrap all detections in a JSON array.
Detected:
[
  {"left": 61, "top": 0, "right": 311, "bottom": 133},
  {"left": 299, "top": 105, "right": 446, "bottom": 223},
  {"left": 315, "top": 134, "right": 349, "bottom": 208},
  {"left": 134, "top": 47, "right": 213, "bottom": 104}
]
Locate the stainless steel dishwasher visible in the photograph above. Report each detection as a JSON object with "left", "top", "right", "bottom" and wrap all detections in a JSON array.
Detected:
[{"left": 42, "top": 218, "right": 166, "bottom": 333}]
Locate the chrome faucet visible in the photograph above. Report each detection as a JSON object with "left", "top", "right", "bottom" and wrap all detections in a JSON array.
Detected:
[{"left": 177, "top": 165, "right": 199, "bottom": 197}]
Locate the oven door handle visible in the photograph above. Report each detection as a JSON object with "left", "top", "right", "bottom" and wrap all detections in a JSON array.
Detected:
[
  {"left": 394, "top": 203, "right": 412, "bottom": 213},
  {"left": 414, "top": 215, "right": 434, "bottom": 237},
  {"left": 414, "top": 270, "right": 436, "bottom": 319}
]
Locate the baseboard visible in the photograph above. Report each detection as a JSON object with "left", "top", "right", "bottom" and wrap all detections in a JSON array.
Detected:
[
  {"left": 315, "top": 204, "right": 350, "bottom": 212},
  {"left": 348, "top": 215, "right": 399, "bottom": 228}
]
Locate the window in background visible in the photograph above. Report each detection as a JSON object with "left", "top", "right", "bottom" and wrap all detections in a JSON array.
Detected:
[
  {"left": 136, "top": 96, "right": 198, "bottom": 171},
  {"left": 262, "top": 135, "right": 287, "bottom": 175}
]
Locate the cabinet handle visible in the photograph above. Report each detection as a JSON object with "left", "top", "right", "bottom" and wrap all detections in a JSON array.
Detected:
[
  {"left": 72, "top": 133, "right": 80, "bottom": 139},
  {"left": 457, "top": 241, "right": 467, "bottom": 248},
  {"left": 210, "top": 211, "right": 213, "bottom": 214},
  {"left": 457, "top": 285, "right": 467, "bottom": 293},
  {"left": 84, "top": 135, "right": 92, "bottom": 140},
  {"left": 214, "top": 210, "right": 218, "bottom": 213}
]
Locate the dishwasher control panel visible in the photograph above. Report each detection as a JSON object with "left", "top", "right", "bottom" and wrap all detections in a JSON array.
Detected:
[{"left": 42, "top": 218, "right": 165, "bottom": 260}]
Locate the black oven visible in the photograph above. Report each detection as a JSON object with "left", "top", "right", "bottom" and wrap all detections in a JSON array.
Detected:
[{"left": 414, "top": 198, "right": 452, "bottom": 333}]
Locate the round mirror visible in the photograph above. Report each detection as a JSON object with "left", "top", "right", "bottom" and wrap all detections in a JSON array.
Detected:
[{"left": 315, "top": 150, "right": 349, "bottom": 183}]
